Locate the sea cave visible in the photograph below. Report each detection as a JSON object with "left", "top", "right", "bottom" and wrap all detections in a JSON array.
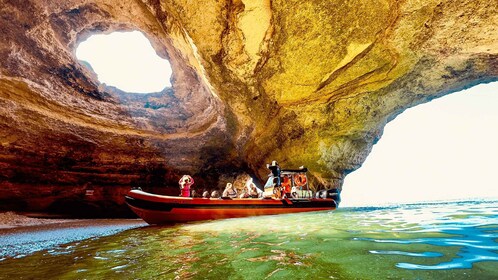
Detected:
[{"left": 0, "top": 0, "right": 497, "bottom": 216}]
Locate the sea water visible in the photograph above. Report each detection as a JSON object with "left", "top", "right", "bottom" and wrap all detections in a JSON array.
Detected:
[{"left": 0, "top": 200, "right": 496, "bottom": 279}]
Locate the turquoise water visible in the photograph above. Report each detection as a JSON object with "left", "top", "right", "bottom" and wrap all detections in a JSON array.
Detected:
[{"left": 0, "top": 200, "right": 496, "bottom": 279}]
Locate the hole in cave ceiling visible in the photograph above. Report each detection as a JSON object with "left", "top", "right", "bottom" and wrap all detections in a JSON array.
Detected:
[{"left": 76, "top": 30, "right": 172, "bottom": 94}]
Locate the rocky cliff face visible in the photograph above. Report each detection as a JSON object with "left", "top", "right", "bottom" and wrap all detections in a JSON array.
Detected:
[{"left": 0, "top": 0, "right": 496, "bottom": 216}]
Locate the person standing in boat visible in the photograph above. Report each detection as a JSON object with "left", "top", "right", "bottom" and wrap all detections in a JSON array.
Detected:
[
  {"left": 267, "top": 160, "right": 281, "bottom": 187},
  {"left": 222, "top": 182, "right": 238, "bottom": 198},
  {"left": 268, "top": 161, "right": 283, "bottom": 198},
  {"left": 179, "top": 175, "right": 194, "bottom": 197}
]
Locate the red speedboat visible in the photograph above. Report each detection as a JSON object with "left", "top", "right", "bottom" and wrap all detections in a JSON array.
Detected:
[
  {"left": 125, "top": 190, "right": 338, "bottom": 224},
  {"left": 125, "top": 164, "right": 340, "bottom": 224}
]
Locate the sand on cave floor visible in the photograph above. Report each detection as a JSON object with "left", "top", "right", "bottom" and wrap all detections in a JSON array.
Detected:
[
  {"left": 0, "top": 211, "right": 79, "bottom": 229},
  {"left": 0, "top": 212, "right": 147, "bottom": 260}
]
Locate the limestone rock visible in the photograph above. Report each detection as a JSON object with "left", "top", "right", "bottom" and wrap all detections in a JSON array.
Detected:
[{"left": 0, "top": 0, "right": 496, "bottom": 215}]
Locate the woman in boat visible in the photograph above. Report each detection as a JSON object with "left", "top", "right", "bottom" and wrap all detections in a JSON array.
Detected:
[
  {"left": 222, "top": 183, "right": 238, "bottom": 198},
  {"left": 179, "top": 175, "right": 194, "bottom": 197}
]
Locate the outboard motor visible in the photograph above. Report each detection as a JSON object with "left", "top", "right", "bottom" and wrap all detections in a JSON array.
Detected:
[
  {"left": 326, "top": 189, "right": 341, "bottom": 204},
  {"left": 317, "top": 189, "right": 341, "bottom": 204}
]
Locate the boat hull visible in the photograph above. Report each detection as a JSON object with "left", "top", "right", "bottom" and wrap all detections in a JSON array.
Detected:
[{"left": 125, "top": 190, "right": 337, "bottom": 224}]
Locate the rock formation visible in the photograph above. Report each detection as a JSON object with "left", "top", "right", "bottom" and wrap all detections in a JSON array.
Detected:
[{"left": 0, "top": 0, "right": 496, "bottom": 216}]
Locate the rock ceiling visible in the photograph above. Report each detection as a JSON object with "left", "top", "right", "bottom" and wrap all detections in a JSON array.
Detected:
[{"left": 0, "top": 0, "right": 496, "bottom": 214}]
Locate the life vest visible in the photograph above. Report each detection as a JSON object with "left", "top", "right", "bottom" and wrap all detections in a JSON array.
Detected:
[{"left": 281, "top": 176, "right": 291, "bottom": 193}]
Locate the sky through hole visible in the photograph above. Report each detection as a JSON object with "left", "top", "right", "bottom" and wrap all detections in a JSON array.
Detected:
[{"left": 76, "top": 31, "right": 172, "bottom": 93}]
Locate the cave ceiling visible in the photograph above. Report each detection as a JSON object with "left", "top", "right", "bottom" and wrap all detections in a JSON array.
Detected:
[{"left": 0, "top": 0, "right": 497, "bottom": 211}]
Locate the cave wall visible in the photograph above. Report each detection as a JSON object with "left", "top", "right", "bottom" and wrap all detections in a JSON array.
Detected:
[{"left": 0, "top": 0, "right": 496, "bottom": 215}]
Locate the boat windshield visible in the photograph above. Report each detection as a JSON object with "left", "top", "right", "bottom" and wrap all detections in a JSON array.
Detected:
[{"left": 264, "top": 176, "right": 275, "bottom": 189}]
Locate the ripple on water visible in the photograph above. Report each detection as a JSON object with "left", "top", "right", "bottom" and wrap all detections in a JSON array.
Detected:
[
  {"left": 369, "top": 250, "right": 444, "bottom": 257},
  {"left": 0, "top": 200, "right": 496, "bottom": 279},
  {"left": 353, "top": 201, "right": 498, "bottom": 271}
]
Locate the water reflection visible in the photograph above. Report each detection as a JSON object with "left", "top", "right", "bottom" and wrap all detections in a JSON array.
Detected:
[
  {"left": 0, "top": 200, "right": 496, "bottom": 279},
  {"left": 352, "top": 201, "right": 498, "bottom": 270}
]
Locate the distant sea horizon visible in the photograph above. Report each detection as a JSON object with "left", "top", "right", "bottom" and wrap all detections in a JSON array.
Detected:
[{"left": 341, "top": 196, "right": 498, "bottom": 208}]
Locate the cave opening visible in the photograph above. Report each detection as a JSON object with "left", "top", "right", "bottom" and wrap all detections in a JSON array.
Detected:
[
  {"left": 342, "top": 82, "right": 498, "bottom": 206},
  {"left": 76, "top": 31, "right": 172, "bottom": 93}
]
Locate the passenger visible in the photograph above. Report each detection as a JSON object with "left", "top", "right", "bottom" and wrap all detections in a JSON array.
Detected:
[
  {"left": 281, "top": 175, "right": 291, "bottom": 198},
  {"left": 222, "top": 183, "right": 238, "bottom": 198},
  {"left": 273, "top": 185, "right": 283, "bottom": 199},
  {"left": 250, "top": 185, "right": 263, "bottom": 198},
  {"left": 291, "top": 186, "right": 299, "bottom": 198},
  {"left": 242, "top": 178, "right": 262, "bottom": 198},
  {"left": 211, "top": 190, "right": 220, "bottom": 198},
  {"left": 179, "top": 175, "right": 194, "bottom": 197},
  {"left": 202, "top": 190, "right": 210, "bottom": 198}
]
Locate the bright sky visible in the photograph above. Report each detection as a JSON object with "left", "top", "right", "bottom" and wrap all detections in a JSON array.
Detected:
[
  {"left": 341, "top": 81, "right": 498, "bottom": 206},
  {"left": 76, "top": 31, "right": 172, "bottom": 93}
]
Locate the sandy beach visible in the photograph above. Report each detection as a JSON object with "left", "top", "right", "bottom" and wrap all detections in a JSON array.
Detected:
[
  {"left": 0, "top": 211, "right": 79, "bottom": 229},
  {"left": 0, "top": 212, "right": 146, "bottom": 260}
]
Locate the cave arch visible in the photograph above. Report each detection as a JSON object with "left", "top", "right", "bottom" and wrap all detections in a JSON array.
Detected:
[{"left": 341, "top": 82, "right": 498, "bottom": 206}]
